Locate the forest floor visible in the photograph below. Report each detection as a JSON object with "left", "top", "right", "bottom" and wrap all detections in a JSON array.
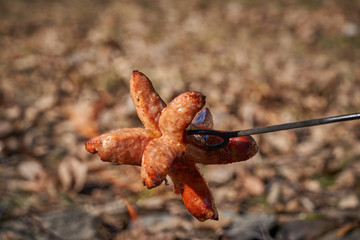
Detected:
[{"left": 1, "top": 0, "right": 360, "bottom": 239}]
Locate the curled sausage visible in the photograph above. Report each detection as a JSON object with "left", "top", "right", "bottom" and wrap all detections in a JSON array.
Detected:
[
  {"left": 85, "top": 128, "right": 155, "bottom": 166},
  {"left": 141, "top": 91, "right": 206, "bottom": 188},
  {"left": 130, "top": 70, "right": 166, "bottom": 135},
  {"left": 169, "top": 159, "right": 218, "bottom": 221},
  {"left": 141, "top": 137, "right": 184, "bottom": 188},
  {"left": 185, "top": 135, "right": 258, "bottom": 165},
  {"left": 186, "top": 108, "right": 258, "bottom": 164},
  {"left": 159, "top": 91, "right": 206, "bottom": 142}
]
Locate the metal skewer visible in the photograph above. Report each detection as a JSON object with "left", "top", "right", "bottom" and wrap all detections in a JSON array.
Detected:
[{"left": 186, "top": 112, "right": 360, "bottom": 150}]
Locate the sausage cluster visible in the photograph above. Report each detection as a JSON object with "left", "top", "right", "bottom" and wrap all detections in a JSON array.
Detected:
[{"left": 85, "top": 70, "right": 258, "bottom": 221}]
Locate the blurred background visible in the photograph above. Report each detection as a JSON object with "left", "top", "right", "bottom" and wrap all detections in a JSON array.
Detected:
[{"left": 1, "top": 0, "right": 360, "bottom": 239}]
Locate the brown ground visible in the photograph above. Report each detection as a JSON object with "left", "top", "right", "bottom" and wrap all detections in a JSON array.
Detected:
[{"left": 1, "top": 0, "right": 360, "bottom": 239}]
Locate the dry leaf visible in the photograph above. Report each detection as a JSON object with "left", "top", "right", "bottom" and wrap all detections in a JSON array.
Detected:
[
  {"left": 58, "top": 157, "right": 88, "bottom": 192},
  {"left": 336, "top": 221, "right": 360, "bottom": 238},
  {"left": 243, "top": 174, "right": 265, "bottom": 196},
  {"left": 9, "top": 160, "right": 49, "bottom": 192},
  {"left": 17, "top": 160, "right": 46, "bottom": 182},
  {"left": 66, "top": 91, "right": 112, "bottom": 139}
]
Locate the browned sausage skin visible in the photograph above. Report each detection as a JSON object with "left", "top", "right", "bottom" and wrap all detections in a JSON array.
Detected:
[
  {"left": 85, "top": 128, "right": 155, "bottom": 166},
  {"left": 169, "top": 159, "right": 218, "bottom": 221},
  {"left": 85, "top": 71, "right": 258, "bottom": 221},
  {"left": 141, "top": 91, "right": 206, "bottom": 188},
  {"left": 130, "top": 70, "right": 166, "bottom": 135}
]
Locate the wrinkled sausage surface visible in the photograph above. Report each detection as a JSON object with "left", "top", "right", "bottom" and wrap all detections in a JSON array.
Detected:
[
  {"left": 85, "top": 70, "right": 258, "bottom": 222},
  {"left": 130, "top": 70, "right": 166, "bottom": 135},
  {"left": 169, "top": 159, "right": 218, "bottom": 221},
  {"left": 141, "top": 91, "right": 206, "bottom": 188},
  {"left": 85, "top": 128, "right": 155, "bottom": 166}
]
